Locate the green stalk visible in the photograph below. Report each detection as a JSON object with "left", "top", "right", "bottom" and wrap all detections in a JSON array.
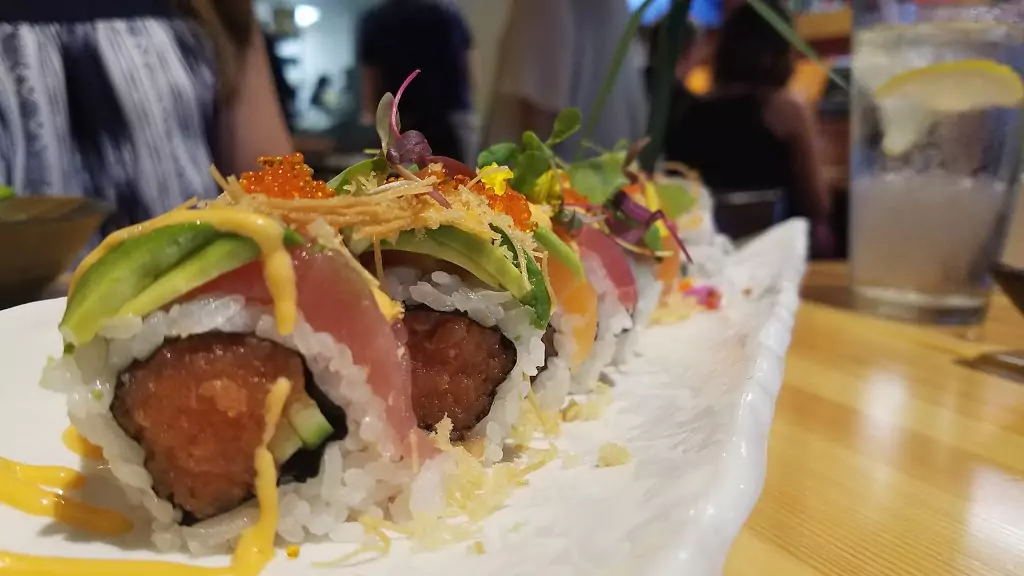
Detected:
[
  {"left": 747, "top": 0, "right": 848, "bottom": 89},
  {"left": 639, "top": 0, "right": 692, "bottom": 172},
  {"left": 575, "top": 0, "right": 659, "bottom": 160}
]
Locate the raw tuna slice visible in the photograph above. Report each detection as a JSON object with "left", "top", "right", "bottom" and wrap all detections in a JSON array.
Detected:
[
  {"left": 576, "top": 226, "right": 638, "bottom": 314},
  {"left": 192, "top": 245, "right": 421, "bottom": 460}
]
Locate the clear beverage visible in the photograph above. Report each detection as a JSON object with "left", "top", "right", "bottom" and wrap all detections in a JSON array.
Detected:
[{"left": 850, "top": 11, "right": 1024, "bottom": 325}]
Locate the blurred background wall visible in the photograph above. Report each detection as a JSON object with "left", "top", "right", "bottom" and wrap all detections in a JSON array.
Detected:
[
  {"left": 254, "top": 0, "right": 1022, "bottom": 267},
  {"left": 456, "top": 0, "right": 512, "bottom": 120}
]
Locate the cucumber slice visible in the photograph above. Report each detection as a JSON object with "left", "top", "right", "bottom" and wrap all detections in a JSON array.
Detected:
[
  {"left": 286, "top": 397, "right": 334, "bottom": 449},
  {"left": 267, "top": 421, "right": 303, "bottom": 465}
]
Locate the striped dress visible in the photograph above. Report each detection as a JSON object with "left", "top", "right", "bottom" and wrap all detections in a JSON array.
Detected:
[{"left": 0, "top": 0, "right": 219, "bottom": 236}]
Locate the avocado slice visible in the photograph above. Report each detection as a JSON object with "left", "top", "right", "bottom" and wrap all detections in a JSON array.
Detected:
[
  {"left": 533, "top": 227, "right": 584, "bottom": 279},
  {"left": 382, "top": 226, "right": 531, "bottom": 298},
  {"left": 118, "top": 235, "right": 260, "bottom": 319},
  {"left": 60, "top": 224, "right": 221, "bottom": 345},
  {"left": 494, "top": 227, "right": 552, "bottom": 329},
  {"left": 268, "top": 420, "right": 304, "bottom": 465},
  {"left": 286, "top": 396, "right": 334, "bottom": 449},
  {"left": 383, "top": 230, "right": 503, "bottom": 290}
]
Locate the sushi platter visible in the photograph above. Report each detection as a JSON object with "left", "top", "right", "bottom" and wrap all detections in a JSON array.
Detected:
[{"left": 0, "top": 84, "right": 808, "bottom": 576}]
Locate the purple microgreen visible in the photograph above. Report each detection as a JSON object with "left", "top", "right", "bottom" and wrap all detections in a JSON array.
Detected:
[
  {"left": 391, "top": 70, "right": 420, "bottom": 139},
  {"left": 392, "top": 163, "right": 420, "bottom": 182},
  {"left": 652, "top": 209, "right": 693, "bottom": 263},
  {"left": 392, "top": 163, "right": 450, "bottom": 209},
  {"left": 377, "top": 69, "right": 446, "bottom": 208},
  {"left": 396, "top": 130, "right": 432, "bottom": 165},
  {"left": 622, "top": 137, "right": 651, "bottom": 169},
  {"left": 621, "top": 137, "right": 650, "bottom": 185},
  {"left": 610, "top": 191, "right": 693, "bottom": 263},
  {"left": 383, "top": 70, "right": 434, "bottom": 165},
  {"left": 425, "top": 187, "right": 451, "bottom": 209}
]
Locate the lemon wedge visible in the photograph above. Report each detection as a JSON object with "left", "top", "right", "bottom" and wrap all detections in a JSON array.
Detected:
[
  {"left": 874, "top": 59, "right": 1024, "bottom": 156},
  {"left": 876, "top": 59, "right": 1024, "bottom": 112},
  {"left": 878, "top": 101, "right": 935, "bottom": 157}
]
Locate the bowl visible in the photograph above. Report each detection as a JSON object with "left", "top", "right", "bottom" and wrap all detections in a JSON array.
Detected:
[{"left": 0, "top": 196, "right": 110, "bottom": 308}]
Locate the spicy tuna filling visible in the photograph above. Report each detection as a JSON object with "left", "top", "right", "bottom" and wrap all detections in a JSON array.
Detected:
[
  {"left": 404, "top": 308, "right": 516, "bottom": 440},
  {"left": 111, "top": 332, "right": 347, "bottom": 523}
]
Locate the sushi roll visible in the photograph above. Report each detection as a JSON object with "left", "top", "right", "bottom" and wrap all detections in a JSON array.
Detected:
[
  {"left": 569, "top": 223, "right": 638, "bottom": 391},
  {"left": 223, "top": 81, "right": 592, "bottom": 429},
  {"left": 344, "top": 161, "right": 565, "bottom": 461},
  {"left": 530, "top": 213, "right": 598, "bottom": 412},
  {"left": 603, "top": 178, "right": 691, "bottom": 365},
  {"left": 40, "top": 198, "right": 426, "bottom": 553},
  {"left": 475, "top": 131, "right": 640, "bottom": 393},
  {"left": 219, "top": 154, "right": 563, "bottom": 461}
]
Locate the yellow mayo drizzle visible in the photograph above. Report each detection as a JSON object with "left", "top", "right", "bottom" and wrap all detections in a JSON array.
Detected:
[
  {"left": 373, "top": 290, "right": 403, "bottom": 323},
  {"left": 0, "top": 457, "right": 132, "bottom": 537},
  {"left": 0, "top": 378, "right": 291, "bottom": 575},
  {"left": 68, "top": 209, "right": 297, "bottom": 335},
  {"left": 60, "top": 426, "right": 102, "bottom": 460}
]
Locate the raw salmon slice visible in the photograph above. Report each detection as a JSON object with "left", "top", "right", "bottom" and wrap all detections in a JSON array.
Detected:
[{"left": 547, "top": 252, "right": 598, "bottom": 370}]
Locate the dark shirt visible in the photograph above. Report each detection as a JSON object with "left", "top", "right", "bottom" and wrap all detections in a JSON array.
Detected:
[
  {"left": 666, "top": 93, "right": 795, "bottom": 203},
  {"left": 358, "top": 0, "right": 472, "bottom": 117}
]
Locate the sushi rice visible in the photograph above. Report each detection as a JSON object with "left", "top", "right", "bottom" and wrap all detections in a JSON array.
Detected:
[
  {"left": 382, "top": 268, "right": 547, "bottom": 464},
  {"left": 531, "top": 310, "right": 575, "bottom": 413},
  {"left": 612, "top": 259, "right": 664, "bottom": 367},
  {"left": 41, "top": 296, "right": 426, "bottom": 553},
  {"left": 571, "top": 258, "right": 633, "bottom": 394}
]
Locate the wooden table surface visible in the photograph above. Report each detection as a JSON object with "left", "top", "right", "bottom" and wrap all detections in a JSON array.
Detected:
[{"left": 724, "top": 262, "right": 1024, "bottom": 576}]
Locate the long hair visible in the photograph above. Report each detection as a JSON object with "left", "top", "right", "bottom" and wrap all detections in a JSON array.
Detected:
[
  {"left": 174, "top": 0, "right": 255, "bottom": 102},
  {"left": 713, "top": 0, "right": 794, "bottom": 91}
]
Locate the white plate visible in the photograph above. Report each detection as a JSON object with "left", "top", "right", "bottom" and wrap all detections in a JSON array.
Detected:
[{"left": 0, "top": 219, "right": 808, "bottom": 576}]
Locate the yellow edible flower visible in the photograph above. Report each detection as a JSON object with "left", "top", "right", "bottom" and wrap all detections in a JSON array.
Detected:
[
  {"left": 534, "top": 169, "right": 566, "bottom": 205},
  {"left": 479, "top": 163, "right": 513, "bottom": 196}
]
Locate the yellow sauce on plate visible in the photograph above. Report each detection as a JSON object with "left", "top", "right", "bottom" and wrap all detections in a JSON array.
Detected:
[
  {"left": 68, "top": 209, "right": 297, "bottom": 336},
  {"left": 0, "top": 378, "right": 291, "bottom": 575},
  {"left": 60, "top": 426, "right": 102, "bottom": 460},
  {"left": 0, "top": 457, "right": 131, "bottom": 537}
]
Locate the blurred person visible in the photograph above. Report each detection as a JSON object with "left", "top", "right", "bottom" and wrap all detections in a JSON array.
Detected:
[
  {"left": 663, "top": 0, "right": 834, "bottom": 256},
  {"left": 673, "top": 0, "right": 745, "bottom": 84},
  {"left": 486, "top": 0, "right": 649, "bottom": 157},
  {"left": 265, "top": 31, "right": 297, "bottom": 130},
  {"left": 310, "top": 74, "right": 334, "bottom": 115},
  {"left": 0, "top": 0, "right": 292, "bottom": 234},
  {"left": 358, "top": 0, "right": 474, "bottom": 162}
]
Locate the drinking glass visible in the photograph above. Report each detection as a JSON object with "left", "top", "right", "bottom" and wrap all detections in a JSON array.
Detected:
[{"left": 849, "top": 0, "right": 1024, "bottom": 324}]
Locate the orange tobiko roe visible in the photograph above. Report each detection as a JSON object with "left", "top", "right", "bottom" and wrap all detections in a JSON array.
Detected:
[
  {"left": 546, "top": 255, "right": 598, "bottom": 369},
  {"left": 240, "top": 153, "right": 331, "bottom": 200},
  {"left": 422, "top": 165, "right": 534, "bottom": 231}
]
